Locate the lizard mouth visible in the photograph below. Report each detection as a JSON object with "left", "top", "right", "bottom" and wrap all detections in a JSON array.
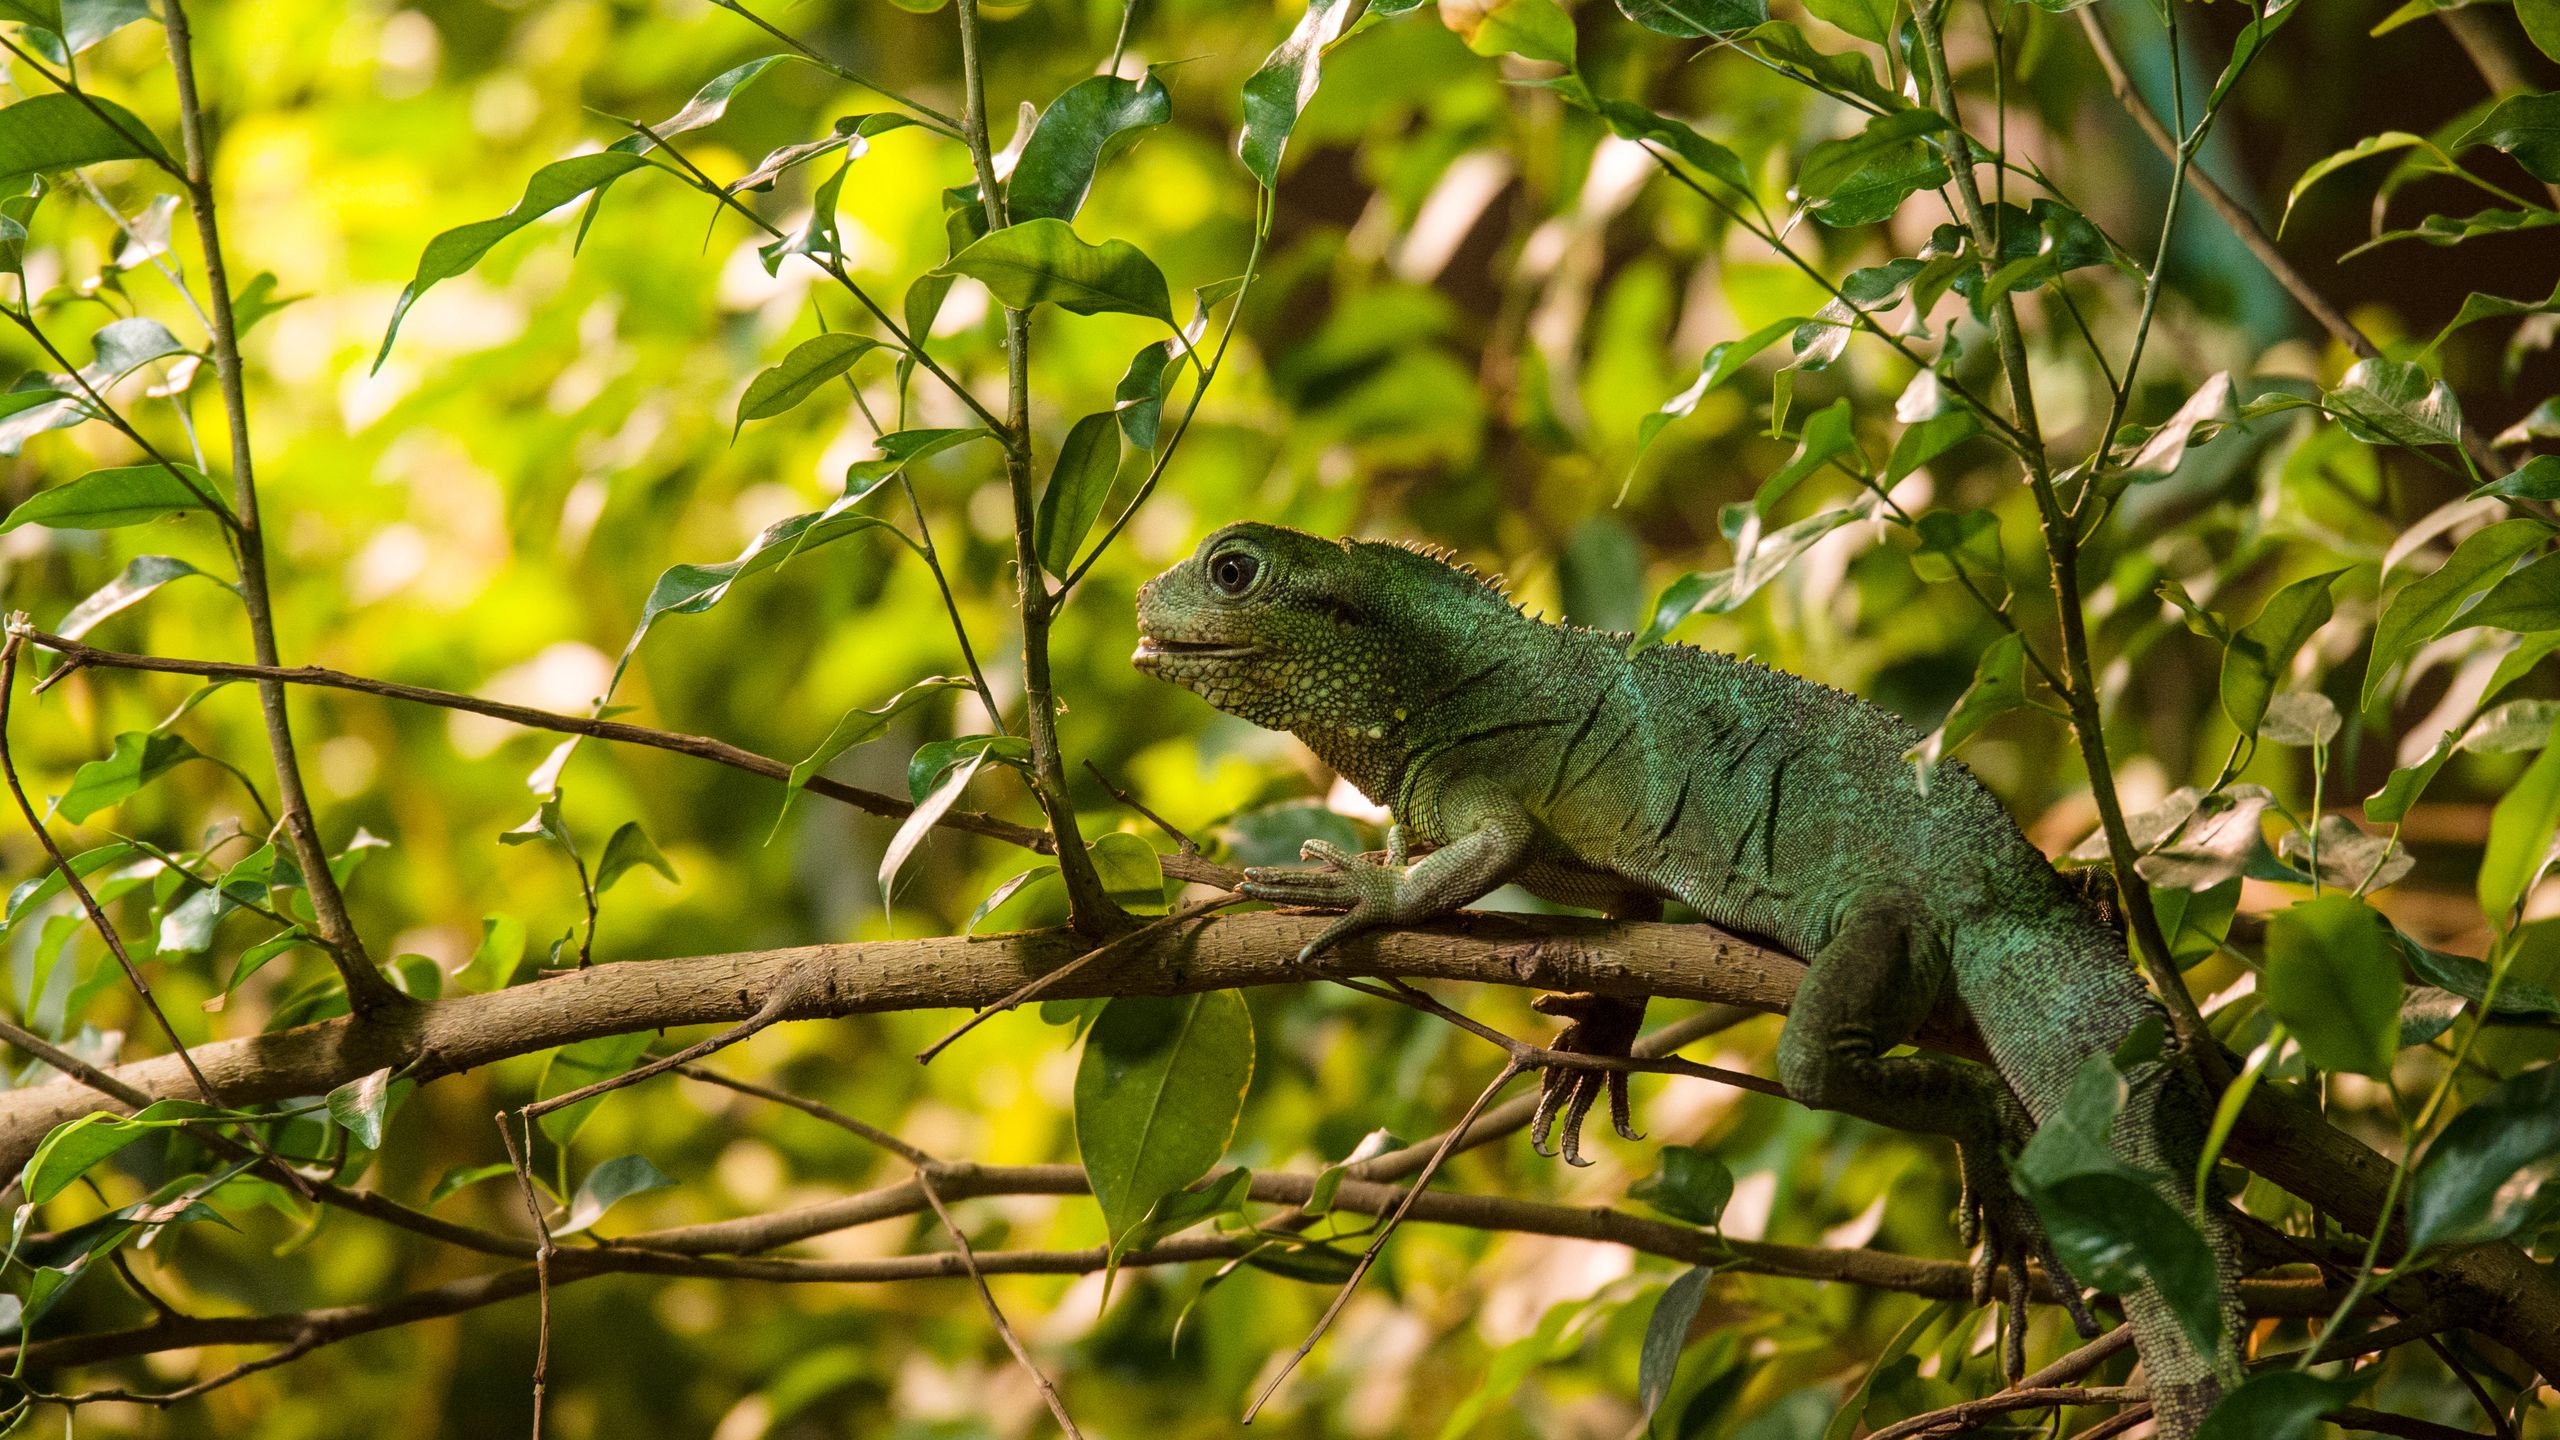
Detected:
[{"left": 1133, "top": 634, "right": 1260, "bottom": 669}]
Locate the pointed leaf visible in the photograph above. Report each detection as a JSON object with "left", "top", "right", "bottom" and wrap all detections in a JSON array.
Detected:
[
  {"left": 1035, "top": 409, "right": 1120, "bottom": 577},
  {"left": 733, "top": 333, "right": 890, "bottom": 437},
  {"left": 1010, "top": 70, "right": 1172, "bottom": 224},
  {"left": 555, "top": 1153, "right": 675, "bottom": 1237},
  {"left": 4, "top": 463, "right": 215, "bottom": 532},
  {"left": 1238, "top": 0, "right": 1356, "bottom": 187},
  {"left": 1075, "top": 990, "right": 1255, "bottom": 1254},
  {"left": 932, "top": 218, "right": 1173, "bottom": 324}
]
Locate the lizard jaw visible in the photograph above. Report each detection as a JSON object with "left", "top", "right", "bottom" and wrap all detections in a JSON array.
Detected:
[{"left": 1132, "top": 635, "right": 1260, "bottom": 674}]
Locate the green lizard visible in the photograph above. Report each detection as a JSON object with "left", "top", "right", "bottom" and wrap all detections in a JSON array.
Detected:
[{"left": 1133, "top": 522, "right": 2241, "bottom": 1433}]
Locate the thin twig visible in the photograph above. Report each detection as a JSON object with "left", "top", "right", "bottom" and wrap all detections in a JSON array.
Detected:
[
  {"left": 496, "top": 1113, "right": 553, "bottom": 1440},
  {"left": 1867, "top": 1385, "right": 2144, "bottom": 1440},
  {"left": 1340, "top": 976, "right": 1787, "bottom": 1099},
  {"left": 1082, "top": 759, "right": 1200, "bottom": 854},
  {"left": 707, "top": 0, "right": 964, "bottom": 135},
  {"left": 1243, "top": 1061, "right": 1524, "bottom": 1423},
  {"left": 914, "top": 891, "right": 1244, "bottom": 1063}
]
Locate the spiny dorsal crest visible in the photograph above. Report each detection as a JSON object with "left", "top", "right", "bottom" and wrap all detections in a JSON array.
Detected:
[{"left": 1357, "top": 536, "right": 1517, "bottom": 604}]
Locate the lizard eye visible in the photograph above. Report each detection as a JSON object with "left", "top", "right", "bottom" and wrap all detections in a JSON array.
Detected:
[{"left": 1208, "top": 550, "right": 1261, "bottom": 597}]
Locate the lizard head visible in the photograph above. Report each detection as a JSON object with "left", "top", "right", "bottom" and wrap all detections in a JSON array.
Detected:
[{"left": 1133, "top": 521, "right": 1508, "bottom": 742}]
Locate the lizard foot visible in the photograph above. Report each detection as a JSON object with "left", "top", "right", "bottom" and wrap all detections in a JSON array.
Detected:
[
  {"left": 1239, "top": 839, "right": 1399, "bottom": 963},
  {"left": 1526, "top": 993, "right": 1647, "bottom": 1167},
  {"left": 1956, "top": 1136, "right": 2103, "bottom": 1381}
]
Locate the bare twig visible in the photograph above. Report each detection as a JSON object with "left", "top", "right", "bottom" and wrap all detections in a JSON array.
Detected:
[
  {"left": 523, "top": 967, "right": 826, "bottom": 1123},
  {"left": 914, "top": 890, "right": 1246, "bottom": 1063},
  {"left": 1867, "top": 1385, "right": 2144, "bottom": 1440},
  {"left": 1244, "top": 1062, "right": 1524, "bottom": 1422},
  {"left": 496, "top": 1113, "right": 554, "bottom": 1439},
  {"left": 1084, "top": 759, "right": 1201, "bottom": 854}
]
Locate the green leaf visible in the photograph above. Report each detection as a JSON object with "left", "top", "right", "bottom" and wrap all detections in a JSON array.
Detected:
[
  {"left": 1576, "top": 97, "right": 1753, "bottom": 197},
  {"left": 1035, "top": 409, "right": 1120, "bottom": 578},
  {"left": 460, "top": 913, "right": 528, "bottom": 993},
  {"left": 2409, "top": 1061, "right": 2560, "bottom": 1251},
  {"left": 19, "top": 1100, "right": 216, "bottom": 1205},
  {"left": 1616, "top": 0, "right": 1766, "bottom": 37},
  {"left": 2456, "top": 90, "right": 2560, "bottom": 184},
  {"left": 2113, "top": 373, "right": 2237, "bottom": 484},
  {"left": 429, "top": 1162, "right": 517, "bottom": 1204},
  {"left": 2013, "top": 1056, "right": 2224, "bottom": 1354},
  {"left": 1793, "top": 110, "right": 1948, "bottom": 228},
  {"left": 1118, "top": 1164, "right": 1252, "bottom": 1253},
  {"left": 2281, "top": 132, "right": 2436, "bottom": 238},
  {"left": 1805, "top": 0, "right": 1895, "bottom": 44},
  {"left": 2526, "top": 0, "right": 2560, "bottom": 63},
  {"left": 56, "top": 730, "right": 199, "bottom": 823},
  {"left": 2363, "top": 517, "right": 2549, "bottom": 709},
  {"left": 1886, "top": 411, "right": 1980, "bottom": 487},
  {"left": 1755, "top": 398, "right": 1857, "bottom": 511},
  {"left": 2263, "top": 895, "right": 2401, "bottom": 1078},
  {"left": 1238, "top": 0, "right": 1357, "bottom": 187},
  {"left": 1792, "top": 260, "right": 1925, "bottom": 371},
  {"left": 56, "top": 554, "right": 220, "bottom": 642},
  {"left": 3, "top": 463, "right": 215, "bottom": 532},
  {"left": 2194, "top": 1370, "right": 2366, "bottom": 1440},
  {"left": 229, "top": 272, "right": 301, "bottom": 337},
  {"left": 325, "top": 1067, "right": 403, "bottom": 1150},
  {"left": 220, "top": 926, "right": 306, "bottom": 1000},
  {"left": 1010, "top": 70, "right": 1172, "bottom": 224},
  {"left": 615, "top": 506, "right": 900, "bottom": 691},
  {"left": 1463, "top": 0, "right": 1576, "bottom": 64},
  {"left": 932, "top": 218, "right": 1173, "bottom": 324},
  {"left": 1905, "top": 632, "right": 2026, "bottom": 783},
  {"left": 375, "top": 151, "right": 655, "bottom": 369},
  {"left": 0, "top": 92, "right": 170, "bottom": 187},
  {"left": 583, "top": 55, "right": 798, "bottom": 239},
  {"left": 906, "top": 733, "right": 1032, "bottom": 802},
  {"left": 1075, "top": 991, "right": 1255, "bottom": 1255},
  {"left": 555, "top": 1153, "right": 675, "bottom": 1237},
  {"left": 1629, "top": 1145, "right": 1734, "bottom": 1226},
  {"left": 2351, "top": 205, "right": 2560, "bottom": 255},
  {"left": 2260, "top": 691, "right": 2342, "bottom": 749},
  {"left": 2482, "top": 454, "right": 2560, "bottom": 503},
  {"left": 535, "top": 1031, "right": 652, "bottom": 1145},
  {"left": 758, "top": 148, "right": 853, "bottom": 274},
  {"left": 733, "top": 333, "right": 890, "bottom": 437},
  {"left": 1631, "top": 496, "right": 1884, "bottom": 649},
  {"left": 1626, "top": 317, "right": 1799, "bottom": 488},
  {"left": 1747, "top": 20, "right": 1899, "bottom": 109},
  {"left": 2482, "top": 714, "right": 2560, "bottom": 920},
  {"left": 1089, "top": 830, "right": 1167, "bottom": 916},
  {"left": 879, "top": 747, "right": 988, "bottom": 908},
  {"left": 1638, "top": 1266, "right": 1715, "bottom": 1425},
  {"left": 2424, "top": 277, "right": 2560, "bottom": 359},
  {"left": 2455, "top": 551, "right": 2560, "bottom": 635},
  {"left": 2325, "top": 357, "right": 2463, "bottom": 449},
  {"left": 58, "top": 0, "right": 151, "bottom": 52},
  {"left": 2203, "top": 0, "right": 2297, "bottom": 112},
  {"left": 969, "top": 864, "right": 1058, "bottom": 934},
  {"left": 2220, "top": 570, "right": 2343, "bottom": 738},
  {"left": 1906, "top": 509, "right": 2004, "bottom": 594},
  {"left": 7, "top": 840, "right": 139, "bottom": 921},
  {"left": 592, "top": 821, "right": 676, "bottom": 896},
  {"left": 770, "top": 676, "right": 968, "bottom": 837}
]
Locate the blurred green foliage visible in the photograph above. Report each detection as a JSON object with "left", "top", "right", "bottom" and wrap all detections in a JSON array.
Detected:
[{"left": 0, "top": 0, "right": 2558, "bottom": 1436}]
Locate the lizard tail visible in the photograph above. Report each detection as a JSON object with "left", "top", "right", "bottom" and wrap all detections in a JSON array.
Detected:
[{"left": 2112, "top": 1053, "right": 2245, "bottom": 1439}]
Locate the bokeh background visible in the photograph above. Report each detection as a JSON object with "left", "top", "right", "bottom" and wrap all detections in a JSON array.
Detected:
[{"left": 2, "top": 0, "right": 2557, "bottom": 1435}]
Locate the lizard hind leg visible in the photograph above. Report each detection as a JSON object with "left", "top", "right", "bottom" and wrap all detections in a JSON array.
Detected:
[
  {"left": 1774, "top": 890, "right": 2098, "bottom": 1380},
  {"left": 1526, "top": 893, "right": 1658, "bottom": 1167}
]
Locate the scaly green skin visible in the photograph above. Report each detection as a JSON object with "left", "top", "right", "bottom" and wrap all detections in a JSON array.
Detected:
[{"left": 1135, "top": 522, "right": 2241, "bottom": 1434}]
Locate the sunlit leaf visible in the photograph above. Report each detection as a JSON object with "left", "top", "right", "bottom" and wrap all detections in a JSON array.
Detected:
[
  {"left": 56, "top": 730, "right": 200, "bottom": 822},
  {"left": 376, "top": 151, "right": 656, "bottom": 369},
  {"left": 932, "top": 218, "right": 1173, "bottom": 324},
  {"left": 771, "top": 676, "right": 968, "bottom": 838},
  {"left": 592, "top": 822, "right": 676, "bottom": 896},
  {"left": 19, "top": 1100, "right": 217, "bottom": 1205},
  {"left": 325, "top": 1067, "right": 403, "bottom": 1150},
  {"left": 1614, "top": 0, "right": 1765, "bottom": 35},
  {"left": 2325, "top": 357, "right": 2463, "bottom": 449},
  {"left": 3, "top": 463, "right": 215, "bottom": 532},
  {"left": 0, "top": 92, "right": 170, "bottom": 187},
  {"left": 2456, "top": 91, "right": 2560, "bottom": 184},
  {"left": 55, "top": 554, "right": 223, "bottom": 641},
  {"left": 733, "top": 333, "right": 891, "bottom": 437},
  {"left": 1010, "top": 70, "right": 1172, "bottom": 224},
  {"left": 2482, "top": 714, "right": 2560, "bottom": 920},
  {"left": 1793, "top": 110, "right": 1949, "bottom": 228},
  {"left": 1239, "top": 0, "right": 1356, "bottom": 187}
]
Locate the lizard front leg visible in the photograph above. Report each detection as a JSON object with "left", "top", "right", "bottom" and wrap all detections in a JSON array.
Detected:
[
  {"left": 1238, "top": 779, "right": 1532, "bottom": 963},
  {"left": 1775, "top": 891, "right": 2101, "bottom": 1380}
]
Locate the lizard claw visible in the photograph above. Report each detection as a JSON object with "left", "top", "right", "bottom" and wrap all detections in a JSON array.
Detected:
[
  {"left": 1240, "top": 844, "right": 1400, "bottom": 964},
  {"left": 1956, "top": 1125, "right": 2103, "bottom": 1382},
  {"left": 1525, "top": 993, "right": 1646, "bottom": 1167}
]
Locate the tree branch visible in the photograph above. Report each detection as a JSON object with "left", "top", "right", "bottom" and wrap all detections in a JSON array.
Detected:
[
  {"left": 0, "top": 909, "right": 2552, "bottom": 1376},
  {"left": 162, "top": 0, "right": 401, "bottom": 1015},
  {"left": 15, "top": 628, "right": 1239, "bottom": 891}
]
